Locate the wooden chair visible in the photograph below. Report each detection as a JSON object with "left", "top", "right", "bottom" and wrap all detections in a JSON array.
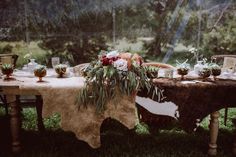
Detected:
[
  {"left": 211, "top": 55, "right": 236, "bottom": 125},
  {"left": 211, "top": 55, "right": 236, "bottom": 62},
  {"left": 0, "top": 53, "right": 18, "bottom": 68},
  {"left": 73, "top": 63, "right": 90, "bottom": 76},
  {"left": 0, "top": 54, "right": 45, "bottom": 131}
]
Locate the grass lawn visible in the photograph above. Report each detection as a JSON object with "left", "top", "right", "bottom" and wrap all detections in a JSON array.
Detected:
[{"left": 0, "top": 107, "right": 236, "bottom": 157}]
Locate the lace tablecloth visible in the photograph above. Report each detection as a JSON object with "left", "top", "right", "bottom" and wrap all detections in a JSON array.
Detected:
[{"left": 1, "top": 76, "right": 137, "bottom": 148}]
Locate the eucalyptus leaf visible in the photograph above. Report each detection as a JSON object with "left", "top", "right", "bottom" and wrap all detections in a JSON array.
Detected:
[{"left": 77, "top": 52, "right": 164, "bottom": 112}]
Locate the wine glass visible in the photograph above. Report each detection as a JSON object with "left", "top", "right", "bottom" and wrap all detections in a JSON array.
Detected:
[
  {"left": 177, "top": 68, "right": 189, "bottom": 80},
  {"left": 51, "top": 57, "right": 60, "bottom": 68}
]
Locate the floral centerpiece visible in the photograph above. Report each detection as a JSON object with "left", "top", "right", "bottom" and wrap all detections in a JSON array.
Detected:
[{"left": 78, "top": 50, "right": 161, "bottom": 112}]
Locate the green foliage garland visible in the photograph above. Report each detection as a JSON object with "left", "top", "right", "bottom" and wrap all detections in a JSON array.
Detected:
[{"left": 78, "top": 53, "right": 162, "bottom": 112}]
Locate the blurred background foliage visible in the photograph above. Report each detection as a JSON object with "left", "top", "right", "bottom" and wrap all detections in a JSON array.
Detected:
[{"left": 0, "top": 0, "right": 235, "bottom": 67}]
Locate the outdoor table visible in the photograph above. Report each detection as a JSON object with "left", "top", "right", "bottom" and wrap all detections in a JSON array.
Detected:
[
  {"left": 2, "top": 70, "right": 236, "bottom": 156},
  {"left": 138, "top": 76, "right": 236, "bottom": 156},
  {"left": 0, "top": 72, "right": 137, "bottom": 153}
]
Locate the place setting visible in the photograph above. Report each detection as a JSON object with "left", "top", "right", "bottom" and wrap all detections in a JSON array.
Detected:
[{"left": 10, "top": 57, "right": 74, "bottom": 83}]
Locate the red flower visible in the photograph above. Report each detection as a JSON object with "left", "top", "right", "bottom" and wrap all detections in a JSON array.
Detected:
[
  {"left": 101, "top": 57, "right": 113, "bottom": 66},
  {"left": 112, "top": 56, "right": 119, "bottom": 61}
]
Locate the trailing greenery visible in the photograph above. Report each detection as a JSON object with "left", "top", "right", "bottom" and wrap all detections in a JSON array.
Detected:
[
  {"left": 144, "top": 66, "right": 159, "bottom": 79},
  {"left": 79, "top": 63, "right": 148, "bottom": 112},
  {"left": 78, "top": 52, "right": 161, "bottom": 112}
]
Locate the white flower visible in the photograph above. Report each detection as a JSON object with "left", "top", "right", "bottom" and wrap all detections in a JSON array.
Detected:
[
  {"left": 106, "top": 50, "right": 119, "bottom": 59},
  {"left": 189, "top": 48, "right": 197, "bottom": 53},
  {"left": 113, "top": 59, "right": 128, "bottom": 71}
]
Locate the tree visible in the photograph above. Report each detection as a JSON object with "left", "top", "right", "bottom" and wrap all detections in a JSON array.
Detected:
[
  {"left": 0, "top": 0, "right": 114, "bottom": 65},
  {"left": 144, "top": 0, "right": 190, "bottom": 57},
  {"left": 202, "top": 3, "right": 236, "bottom": 57}
]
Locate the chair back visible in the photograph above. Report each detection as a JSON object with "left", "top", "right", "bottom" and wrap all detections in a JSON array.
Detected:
[
  {"left": 211, "top": 55, "right": 236, "bottom": 71},
  {"left": 0, "top": 54, "right": 18, "bottom": 68},
  {"left": 142, "top": 62, "right": 175, "bottom": 69},
  {"left": 73, "top": 63, "right": 90, "bottom": 76}
]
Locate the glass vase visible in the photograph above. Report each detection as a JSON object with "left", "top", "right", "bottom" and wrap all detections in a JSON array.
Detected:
[
  {"left": 194, "top": 61, "right": 203, "bottom": 75},
  {"left": 28, "top": 59, "right": 37, "bottom": 73}
]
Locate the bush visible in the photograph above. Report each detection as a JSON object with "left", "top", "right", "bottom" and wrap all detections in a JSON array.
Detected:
[{"left": 0, "top": 44, "right": 13, "bottom": 54}]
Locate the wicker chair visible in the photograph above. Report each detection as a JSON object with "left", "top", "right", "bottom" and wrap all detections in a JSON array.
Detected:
[{"left": 73, "top": 63, "right": 90, "bottom": 76}]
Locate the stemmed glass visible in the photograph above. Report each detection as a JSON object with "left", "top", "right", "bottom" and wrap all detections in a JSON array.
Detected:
[
  {"left": 51, "top": 57, "right": 60, "bottom": 68},
  {"left": 210, "top": 63, "right": 222, "bottom": 81},
  {"left": 198, "top": 68, "right": 211, "bottom": 81},
  {"left": 177, "top": 68, "right": 189, "bottom": 80},
  {"left": 211, "top": 68, "right": 221, "bottom": 81}
]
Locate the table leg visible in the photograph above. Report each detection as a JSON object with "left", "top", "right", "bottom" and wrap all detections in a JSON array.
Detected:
[
  {"left": 36, "top": 95, "right": 45, "bottom": 131},
  {"left": 7, "top": 95, "right": 21, "bottom": 153},
  {"left": 233, "top": 142, "right": 236, "bottom": 155},
  {"left": 208, "top": 111, "right": 220, "bottom": 156},
  {"left": 232, "top": 119, "right": 236, "bottom": 155}
]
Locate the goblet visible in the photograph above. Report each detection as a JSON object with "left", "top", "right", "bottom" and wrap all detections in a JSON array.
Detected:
[
  {"left": 34, "top": 65, "right": 47, "bottom": 82},
  {"left": 198, "top": 68, "right": 211, "bottom": 80},
  {"left": 177, "top": 68, "right": 189, "bottom": 80},
  {"left": 1, "top": 64, "right": 14, "bottom": 80},
  {"left": 211, "top": 68, "right": 221, "bottom": 81},
  {"left": 55, "top": 64, "right": 67, "bottom": 78}
]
